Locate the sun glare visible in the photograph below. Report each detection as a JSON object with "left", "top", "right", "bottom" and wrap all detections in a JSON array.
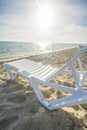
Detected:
[{"left": 36, "top": 4, "right": 54, "bottom": 30}]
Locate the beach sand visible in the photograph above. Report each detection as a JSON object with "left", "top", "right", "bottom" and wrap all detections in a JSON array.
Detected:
[{"left": 0, "top": 48, "right": 87, "bottom": 130}]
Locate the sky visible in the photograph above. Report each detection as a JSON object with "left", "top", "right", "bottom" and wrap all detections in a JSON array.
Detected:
[{"left": 0, "top": 0, "right": 87, "bottom": 43}]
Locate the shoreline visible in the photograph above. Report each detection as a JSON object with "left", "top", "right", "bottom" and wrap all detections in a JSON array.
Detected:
[{"left": 0, "top": 46, "right": 79, "bottom": 63}]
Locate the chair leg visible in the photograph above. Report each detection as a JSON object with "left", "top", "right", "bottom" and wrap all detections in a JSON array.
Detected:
[
  {"left": 4, "top": 64, "right": 15, "bottom": 80},
  {"left": 29, "top": 77, "right": 49, "bottom": 107}
]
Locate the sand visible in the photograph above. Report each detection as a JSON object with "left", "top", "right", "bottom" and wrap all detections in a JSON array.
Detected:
[{"left": 0, "top": 48, "right": 87, "bottom": 130}]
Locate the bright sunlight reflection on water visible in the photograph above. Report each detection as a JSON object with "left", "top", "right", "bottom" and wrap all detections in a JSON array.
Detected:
[{"left": 36, "top": 42, "right": 49, "bottom": 50}]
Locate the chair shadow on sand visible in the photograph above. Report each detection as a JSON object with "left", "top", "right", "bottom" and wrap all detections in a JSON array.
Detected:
[{"left": 0, "top": 78, "right": 87, "bottom": 130}]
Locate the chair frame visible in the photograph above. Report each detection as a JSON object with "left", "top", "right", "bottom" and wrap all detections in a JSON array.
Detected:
[{"left": 4, "top": 45, "right": 87, "bottom": 110}]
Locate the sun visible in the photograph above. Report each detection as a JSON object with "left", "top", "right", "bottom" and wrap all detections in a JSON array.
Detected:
[{"left": 36, "top": 3, "right": 54, "bottom": 30}]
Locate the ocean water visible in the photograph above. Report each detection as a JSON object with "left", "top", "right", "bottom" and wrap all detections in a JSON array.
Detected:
[{"left": 0, "top": 41, "right": 82, "bottom": 59}]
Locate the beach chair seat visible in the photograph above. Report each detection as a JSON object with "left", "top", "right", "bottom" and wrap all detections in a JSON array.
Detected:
[
  {"left": 4, "top": 59, "right": 58, "bottom": 80},
  {"left": 4, "top": 45, "right": 87, "bottom": 110}
]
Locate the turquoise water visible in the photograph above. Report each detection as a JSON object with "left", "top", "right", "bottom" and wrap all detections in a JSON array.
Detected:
[{"left": 0, "top": 41, "right": 83, "bottom": 58}]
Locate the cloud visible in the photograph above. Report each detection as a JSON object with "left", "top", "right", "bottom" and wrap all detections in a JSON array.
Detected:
[
  {"left": 0, "top": 0, "right": 87, "bottom": 42},
  {"left": 63, "top": 4, "right": 87, "bottom": 27},
  {"left": 65, "top": 0, "right": 87, "bottom": 5}
]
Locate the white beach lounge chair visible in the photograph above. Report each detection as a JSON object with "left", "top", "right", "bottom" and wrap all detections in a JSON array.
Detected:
[{"left": 4, "top": 45, "right": 87, "bottom": 110}]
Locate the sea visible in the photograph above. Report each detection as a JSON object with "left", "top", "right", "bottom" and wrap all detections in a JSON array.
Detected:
[{"left": 0, "top": 41, "right": 85, "bottom": 59}]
